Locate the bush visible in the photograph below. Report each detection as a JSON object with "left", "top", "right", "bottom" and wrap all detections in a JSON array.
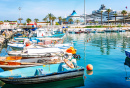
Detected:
[{"left": 55, "top": 22, "right": 59, "bottom": 25}]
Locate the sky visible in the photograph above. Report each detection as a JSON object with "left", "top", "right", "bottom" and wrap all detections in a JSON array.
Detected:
[{"left": 0, "top": 0, "right": 130, "bottom": 23}]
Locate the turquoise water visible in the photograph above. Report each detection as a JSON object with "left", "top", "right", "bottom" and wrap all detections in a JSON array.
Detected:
[{"left": 1, "top": 32, "right": 130, "bottom": 88}]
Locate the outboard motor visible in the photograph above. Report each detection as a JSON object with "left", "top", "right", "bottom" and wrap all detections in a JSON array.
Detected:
[{"left": 72, "top": 54, "right": 81, "bottom": 59}]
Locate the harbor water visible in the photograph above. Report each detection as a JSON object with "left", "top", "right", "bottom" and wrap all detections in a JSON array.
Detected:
[{"left": 0, "top": 32, "right": 130, "bottom": 88}]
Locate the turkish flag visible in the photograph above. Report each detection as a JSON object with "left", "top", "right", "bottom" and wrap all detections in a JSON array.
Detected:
[{"left": 126, "top": 6, "right": 127, "bottom": 9}]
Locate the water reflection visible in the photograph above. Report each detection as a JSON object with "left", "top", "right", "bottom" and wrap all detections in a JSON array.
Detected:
[
  {"left": 2, "top": 77, "right": 84, "bottom": 88},
  {"left": 124, "top": 57, "right": 130, "bottom": 81},
  {"left": 65, "top": 32, "right": 130, "bottom": 55},
  {"left": 86, "top": 70, "right": 93, "bottom": 75}
]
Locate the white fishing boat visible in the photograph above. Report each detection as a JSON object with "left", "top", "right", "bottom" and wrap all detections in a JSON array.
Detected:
[{"left": 8, "top": 48, "right": 63, "bottom": 58}]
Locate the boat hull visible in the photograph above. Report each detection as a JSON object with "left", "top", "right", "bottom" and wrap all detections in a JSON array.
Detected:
[
  {"left": 0, "top": 69, "right": 84, "bottom": 84},
  {"left": 125, "top": 50, "right": 130, "bottom": 58}
]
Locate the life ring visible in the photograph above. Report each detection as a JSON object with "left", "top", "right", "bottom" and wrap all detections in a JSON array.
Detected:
[{"left": 64, "top": 59, "right": 74, "bottom": 68}]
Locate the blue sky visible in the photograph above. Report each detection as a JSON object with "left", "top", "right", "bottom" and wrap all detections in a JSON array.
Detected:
[{"left": 0, "top": 0, "right": 129, "bottom": 23}]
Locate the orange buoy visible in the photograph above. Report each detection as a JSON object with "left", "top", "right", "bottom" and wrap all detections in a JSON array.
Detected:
[
  {"left": 86, "top": 64, "right": 93, "bottom": 71},
  {"left": 87, "top": 40, "right": 89, "bottom": 42}
]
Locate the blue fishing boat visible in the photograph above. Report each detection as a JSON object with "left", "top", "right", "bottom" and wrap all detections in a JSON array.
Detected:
[
  {"left": 2, "top": 77, "right": 84, "bottom": 88},
  {"left": 0, "top": 60, "right": 84, "bottom": 84},
  {"left": 125, "top": 50, "right": 130, "bottom": 58}
]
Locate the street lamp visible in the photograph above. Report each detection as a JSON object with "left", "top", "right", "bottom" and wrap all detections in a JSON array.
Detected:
[
  {"left": 84, "top": 0, "right": 86, "bottom": 25},
  {"left": 18, "top": 7, "right": 21, "bottom": 18}
]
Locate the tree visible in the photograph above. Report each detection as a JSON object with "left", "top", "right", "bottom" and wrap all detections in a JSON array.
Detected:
[
  {"left": 100, "top": 11, "right": 103, "bottom": 25},
  {"left": 43, "top": 17, "right": 47, "bottom": 22},
  {"left": 55, "top": 22, "right": 59, "bottom": 25},
  {"left": 18, "top": 18, "right": 23, "bottom": 24},
  {"left": 26, "top": 18, "right": 31, "bottom": 25},
  {"left": 34, "top": 18, "right": 39, "bottom": 27},
  {"left": 46, "top": 13, "right": 54, "bottom": 25},
  {"left": 62, "top": 18, "right": 66, "bottom": 24},
  {"left": 52, "top": 16, "right": 56, "bottom": 25},
  {"left": 113, "top": 13, "right": 117, "bottom": 25},
  {"left": 75, "top": 19, "right": 80, "bottom": 24},
  {"left": 121, "top": 10, "right": 127, "bottom": 24},
  {"left": 106, "top": 9, "right": 111, "bottom": 24},
  {"left": 58, "top": 16, "right": 62, "bottom": 25},
  {"left": 68, "top": 18, "right": 73, "bottom": 24}
]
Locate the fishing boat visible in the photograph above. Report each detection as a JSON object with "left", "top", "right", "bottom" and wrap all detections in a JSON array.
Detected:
[
  {"left": 14, "top": 28, "right": 65, "bottom": 41},
  {"left": 125, "top": 50, "right": 130, "bottom": 58},
  {"left": 0, "top": 53, "right": 72, "bottom": 70},
  {"left": 8, "top": 37, "right": 73, "bottom": 49},
  {"left": 84, "top": 29, "right": 92, "bottom": 33},
  {"left": 0, "top": 59, "right": 84, "bottom": 84},
  {"left": 0, "top": 56, "right": 43, "bottom": 70},
  {"left": 0, "top": 61, "right": 43, "bottom": 71},
  {"left": 2, "top": 77, "right": 84, "bottom": 88},
  {"left": 8, "top": 48, "right": 64, "bottom": 58}
]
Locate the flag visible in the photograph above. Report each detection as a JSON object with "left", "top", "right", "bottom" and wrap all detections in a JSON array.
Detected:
[{"left": 126, "top": 6, "right": 127, "bottom": 9}]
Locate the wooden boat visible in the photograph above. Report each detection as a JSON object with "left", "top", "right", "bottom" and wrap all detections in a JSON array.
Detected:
[
  {"left": 0, "top": 56, "right": 43, "bottom": 70},
  {"left": 0, "top": 55, "right": 73, "bottom": 70},
  {"left": 2, "top": 77, "right": 84, "bottom": 88},
  {"left": 0, "top": 61, "right": 43, "bottom": 71},
  {"left": 125, "top": 50, "right": 130, "bottom": 58},
  {"left": 0, "top": 60, "right": 84, "bottom": 84}
]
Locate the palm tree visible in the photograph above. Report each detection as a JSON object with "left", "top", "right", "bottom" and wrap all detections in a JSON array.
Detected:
[
  {"left": 46, "top": 13, "right": 54, "bottom": 25},
  {"left": 52, "top": 16, "right": 56, "bottom": 25},
  {"left": 43, "top": 17, "right": 47, "bottom": 22},
  {"left": 106, "top": 9, "right": 111, "bottom": 25},
  {"left": 34, "top": 18, "right": 39, "bottom": 27},
  {"left": 26, "top": 18, "right": 31, "bottom": 25},
  {"left": 100, "top": 11, "right": 103, "bottom": 25},
  {"left": 68, "top": 18, "right": 73, "bottom": 24},
  {"left": 121, "top": 10, "right": 127, "bottom": 24},
  {"left": 75, "top": 19, "right": 80, "bottom": 24},
  {"left": 113, "top": 13, "right": 117, "bottom": 25},
  {"left": 62, "top": 18, "right": 66, "bottom": 24},
  {"left": 58, "top": 16, "right": 62, "bottom": 25},
  {"left": 18, "top": 18, "right": 23, "bottom": 24}
]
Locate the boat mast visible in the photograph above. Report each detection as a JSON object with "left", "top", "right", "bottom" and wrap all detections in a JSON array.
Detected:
[{"left": 84, "top": 0, "right": 86, "bottom": 25}]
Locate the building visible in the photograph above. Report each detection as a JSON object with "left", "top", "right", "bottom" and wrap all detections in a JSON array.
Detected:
[
  {"left": 85, "top": 4, "right": 130, "bottom": 24},
  {"left": 63, "top": 10, "right": 84, "bottom": 24},
  {"left": 0, "top": 21, "right": 18, "bottom": 30}
]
